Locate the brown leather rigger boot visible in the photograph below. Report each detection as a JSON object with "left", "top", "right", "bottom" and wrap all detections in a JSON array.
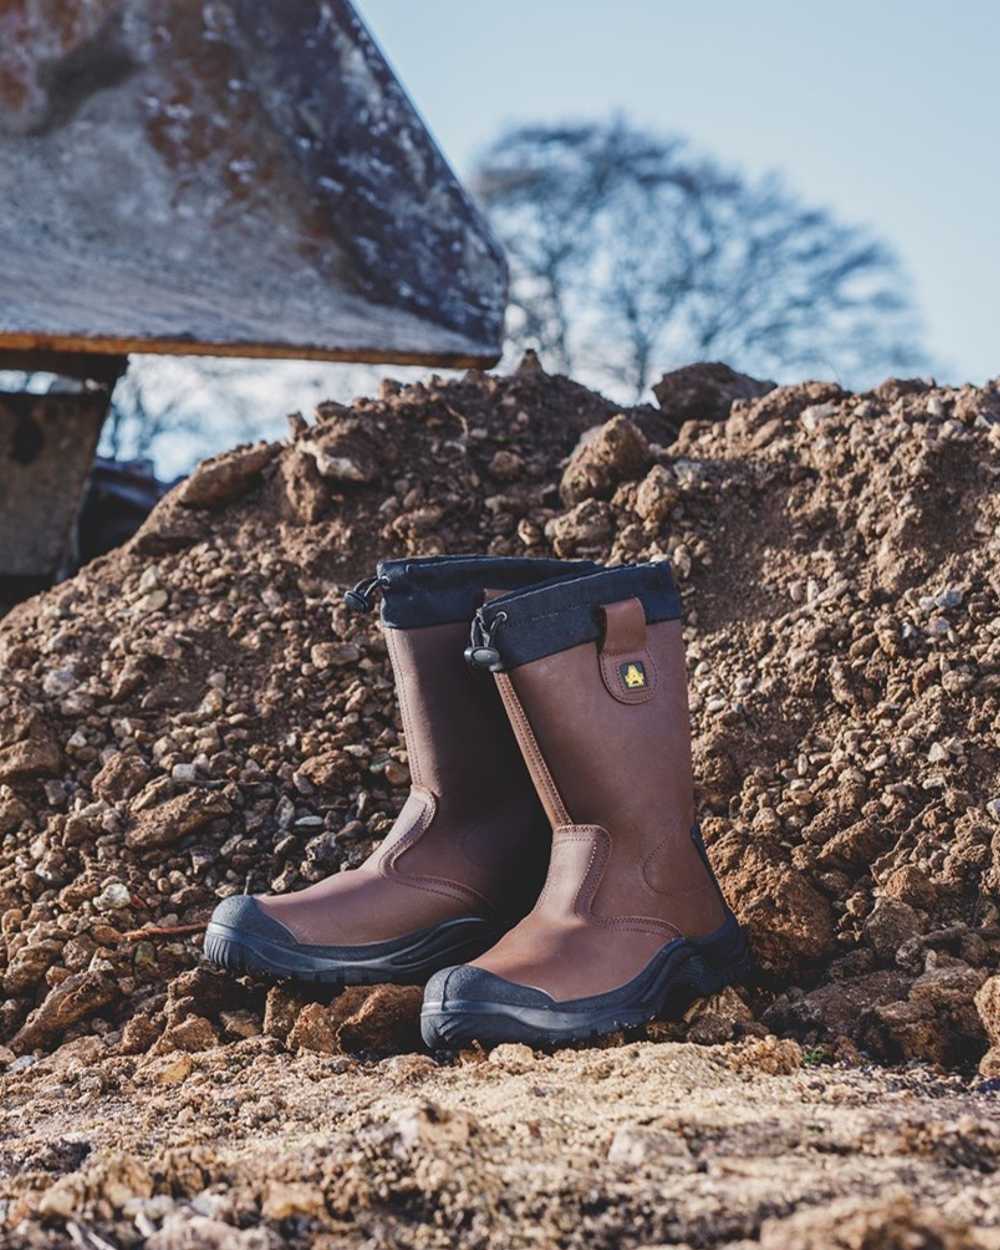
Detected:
[
  {"left": 204, "top": 555, "right": 600, "bottom": 986},
  {"left": 421, "top": 562, "right": 750, "bottom": 1046}
]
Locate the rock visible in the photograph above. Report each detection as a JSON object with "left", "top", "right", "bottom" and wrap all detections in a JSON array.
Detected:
[
  {"left": 975, "top": 976, "right": 1000, "bottom": 1046},
  {"left": 2, "top": 939, "right": 62, "bottom": 995},
  {"left": 0, "top": 734, "right": 61, "bottom": 782},
  {"left": 161, "top": 1014, "right": 219, "bottom": 1053},
  {"left": 391, "top": 1101, "right": 477, "bottom": 1151},
  {"left": 179, "top": 442, "right": 277, "bottom": 508},
  {"left": 861, "top": 999, "right": 944, "bottom": 1065},
  {"left": 300, "top": 418, "right": 380, "bottom": 484},
  {"left": 136, "top": 587, "right": 169, "bottom": 614},
  {"left": 560, "top": 415, "right": 651, "bottom": 506},
  {"left": 793, "top": 970, "right": 913, "bottom": 1041},
  {"left": 546, "top": 499, "right": 614, "bottom": 556},
  {"left": 487, "top": 1042, "right": 535, "bottom": 1072},
  {"left": 120, "top": 1013, "right": 163, "bottom": 1055},
  {"left": 220, "top": 1009, "right": 261, "bottom": 1040},
  {"left": 634, "top": 464, "right": 680, "bottom": 524},
  {"left": 310, "top": 641, "right": 360, "bottom": 668},
  {"left": 10, "top": 970, "right": 119, "bottom": 1054},
  {"left": 714, "top": 839, "right": 835, "bottom": 973},
  {"left": 910, "top": 964, "right": 990, "bottom": 1044},
  {"left": 337, "top": 985, "right": 424, "bottom": 1055},
  {"left": 0, "top": 787, "right": 30, "bottom": 835},
  {"left": 37, "top": 1152, "right": 154, "bottom": 1220},
  {"left": 979, "top": 1047, "right": 1000, "bottom": 1078},
  {"left": 149, "top": 1052, "right": 194, "bottom": 1086},
  {"left": 683, "top": 986, "right": 754, "bottom": 1045},
  {"left": 864, "top": 898, "right": 923, "bottom": 963},
  {"left": 126, "top": 790, "right": 231, "bottom": 849},
  {"left": 653, "top": 362, "right": 775, "bottom": 424},
  {"left": 287, "top": 1002, "right": 337, "bottom": 1054},
  {"left": 94, "top": 880, "right": 132, "bottom": 911},
  {"left": 608, "top": 1125, "right": 689, "bottom": 1166},
  {"left": 263, "top": 986, "right": 303, "bottom": 1041},
  {"left": 728, "top": 1036, "right": 803, "bottom": 1075}
]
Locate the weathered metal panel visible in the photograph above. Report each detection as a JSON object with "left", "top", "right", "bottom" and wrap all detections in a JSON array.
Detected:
[
  {"left": 0, "top": 389, "right": 110, "bottom": 576},
  {"left": 0, "top": 0, "right": 507, "bottom": 366}
]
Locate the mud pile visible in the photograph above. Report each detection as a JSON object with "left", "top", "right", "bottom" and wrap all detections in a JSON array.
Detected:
[{"left": 1, "top": 356, "right": 999, "bottom": 1071}]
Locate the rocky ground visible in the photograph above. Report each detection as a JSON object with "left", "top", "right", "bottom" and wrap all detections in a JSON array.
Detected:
[
  {"left": 2, "top": 356, "right": 1000, "bottom": 1245},
  {"left": 2, "top": 1028, "right": 1000, "bottom": 1250}
]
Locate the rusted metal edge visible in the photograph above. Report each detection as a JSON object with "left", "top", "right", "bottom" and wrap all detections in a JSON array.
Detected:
[{"left": 0, "top": 333, "right": 500, "bottom": 371}]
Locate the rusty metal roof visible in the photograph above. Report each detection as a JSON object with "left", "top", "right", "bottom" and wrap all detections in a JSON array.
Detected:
[{"left": 0, "top": 0, "right": 507, "bottom": 366}]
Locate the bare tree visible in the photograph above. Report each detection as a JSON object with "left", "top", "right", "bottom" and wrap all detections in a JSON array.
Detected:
[{"left": 474, "top": 119, "right": 925, "bottom": 398}]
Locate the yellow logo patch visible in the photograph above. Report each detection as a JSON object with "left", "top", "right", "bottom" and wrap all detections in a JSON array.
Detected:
[{"left": 620, "top": 661, "right": 647, "bottom": 690}]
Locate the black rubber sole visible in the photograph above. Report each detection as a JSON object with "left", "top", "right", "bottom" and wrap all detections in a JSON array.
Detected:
[
  {"left": 420, "top": 918, "right": 753, "bottom": 1048},
  {"left": 203, "top": 915, "right": 500, "bottom": 988}
]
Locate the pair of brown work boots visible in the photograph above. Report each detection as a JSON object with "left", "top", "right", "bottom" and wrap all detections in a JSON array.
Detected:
[{"left": 204, "top": 556, "right": 749, "bottom": 1046}]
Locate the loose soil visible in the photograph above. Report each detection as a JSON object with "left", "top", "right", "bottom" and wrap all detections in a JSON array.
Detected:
[{"left": 2, "top": 356, "right": 1000, "bottom": 1246}]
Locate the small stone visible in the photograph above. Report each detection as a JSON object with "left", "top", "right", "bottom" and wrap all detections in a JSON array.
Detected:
[
  {"left": 151, "top": 1052, "right": 194, "bottom": 1086},
  {"left": 94, "top": 880, "right": 132, "bottom": 911},
  {"left": 728, "top": 1035, "right": 803, "bottom": 1075},
  {"left": 171, "top": 762, "right": 198, "bottom": 784},
  {"left": 0, "top": 735, "right": 62, "bottom": 783},
  {"left": 263, "top": 985, "right": 303, "bottom": 1041},
  {"left": 10, "top": 970, "right": 120, "bottom": 1053},
  {"left": 608, "top": 1125, "right": 689, "bottom": 1166},
  {"left": 220, "top": 1009, "right": 261, "bottom": 1040},
  {"left": 92, "top": 753, "right": 151, "bottom": 802},
  {"left": 126, "top": 790, "right": 230, "bottom": 850},
  {"left": 180, "top": 441, "right": 276, "bottom": 508},
  {"left": 391, "top": 1101, "right": 476, "bottom": 1150},
  {"left": 864, "top": 898, "right": 922, "bottom": 963},
  {"left": 135, "top": 587, "right": 169, "bottom": 614},
  {"left": 488, "top": 1042, "right": 535, "bottom": 1072},
  {"left": 336, "top": 985, "right": 424, "bottom": 1055},
  {"left": 560, "top": 415, "right": 651, "bottom": 506},
  {"left": 287, "top": 1002, "right": 337, "bottom": 1054},
  {"left": 119, "top": 1014, "right": 162, "bottom": 1055},
  {"left": 42, "top": 666, "right": 78, "bottom": 697},
  {"left": 384, "top": 761, "right": 410, "bottom": 787},
  {"left": 311, "top": 641, "right": 361, "bottom": 668},
  {"left": 634, "top": 464, "right": 680, "bottom": 524},
  {"left": 161, "top": 1014, "right": 219, "bottom": 1053}
]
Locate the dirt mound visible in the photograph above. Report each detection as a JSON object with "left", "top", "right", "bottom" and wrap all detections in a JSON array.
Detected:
[{"left": 1, "top": 356, "right": 999, "bottom": 1070}]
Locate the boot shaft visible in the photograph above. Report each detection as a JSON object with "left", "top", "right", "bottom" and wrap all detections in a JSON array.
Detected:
[
  {"left": 470, "top": 563, "right": 726, "bottom": 939},
  {"left": 369, "top": 555, "right": 602, "bottom": 808}
]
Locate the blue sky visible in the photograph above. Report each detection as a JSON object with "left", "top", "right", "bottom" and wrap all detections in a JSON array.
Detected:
[{"left": 359, "top": 0, "right": 1000, "bottom": 386}]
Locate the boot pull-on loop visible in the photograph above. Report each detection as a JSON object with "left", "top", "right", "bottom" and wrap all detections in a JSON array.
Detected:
[{"left": 598, "top": 597, "right": 658, "bottom": 704}]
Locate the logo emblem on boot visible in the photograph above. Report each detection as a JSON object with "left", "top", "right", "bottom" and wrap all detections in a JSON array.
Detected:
[{"left": 619, "top": 661, "right": 647, "bottom": 690}]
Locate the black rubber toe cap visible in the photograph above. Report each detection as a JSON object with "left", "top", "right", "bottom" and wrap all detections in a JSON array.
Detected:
[
  {"left": 209, "top": 894, "right": 297, "bottom": 945},
  {"left": 425, "top": 963, "right": 554, "bottom": 1009}
]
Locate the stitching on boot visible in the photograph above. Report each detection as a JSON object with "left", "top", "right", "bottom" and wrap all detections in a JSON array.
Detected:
[
  {"left": 381, "top": 789, "right": 491, "bottom": 912},
  {"left": 495, "top": 672, "right": 571, "bottom": 826},
  {"left": 386, "top": 626, "right": 424, "bottom": 790},
  {"left": 556, "top": 824, "right": 680, "bottom": 938}
]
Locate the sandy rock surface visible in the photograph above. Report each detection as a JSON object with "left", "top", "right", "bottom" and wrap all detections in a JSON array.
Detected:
[{"left": 1, "top": 1035, "right": 999, "bottom": 1248}]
